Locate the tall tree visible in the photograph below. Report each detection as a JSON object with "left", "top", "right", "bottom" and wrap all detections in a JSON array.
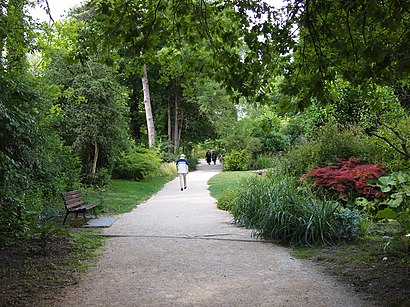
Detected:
[
  {"left": 44, "top": 52, "right": 129, "bottom": 178},
  {"left": 279, "top": 0, "right": 410, "bottom": 107},
  {"left": 142, "top": 63, "right": 155, "bottom": 146},
  {"left": 73, "top": 0, "right": 285, "bottom": 149}
]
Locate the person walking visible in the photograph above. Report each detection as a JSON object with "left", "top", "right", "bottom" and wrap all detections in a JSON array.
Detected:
[
  {"left": 176, "top": 154, "right": 189, "bottom": 191},
  {"left": 211, "top": 151, "right": 217, "bottom": 165},
  {"left": 205, "top": 149, "right": 212, "bottom": 165}
]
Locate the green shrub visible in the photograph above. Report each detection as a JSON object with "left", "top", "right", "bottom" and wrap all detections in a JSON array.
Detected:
[
  {"left": 371, "top": 171, "right": 410, "bottom": 233},
  {"left": 230, "top": 172, "right": 342, "bottom": 246},
  {"left": 224, "top": 149, "right": 252, "bottom": 171},
  {"left": 369, "top": 117, "right": 410, "bottom": 171},
  {"left": 159, "top": 162, "right": 178, "bottom": 176},
  {"left": 112, "top": 147, "right": 161, "bottom": 181},
  {"left": 187, "top": 157, "right": 198, "bottom": 171},
  {"left": 310, "top": 123, "right": 377, "bottom": 164},
  {"left": 261, "top": 131, "right": 290, "bottom": 153},
  {"left": 82, "top": 167, "right": 111, "bottom": 187},
  {"left": 217, "top": 189, "right": 238, "bottom": 211},
  {"left": 252, "top": 155, "right": 274, "bottom": 170},
  {"left": 281, "top": 123, "right": 381, "bottom": 176},
  {"left": 280, "top": 117, "right": 306, "bottom": 145}
]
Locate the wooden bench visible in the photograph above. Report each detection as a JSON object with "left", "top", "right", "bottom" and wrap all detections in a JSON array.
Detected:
[{"left": 61, "top": 190, "right": 99, "bottom": 224}]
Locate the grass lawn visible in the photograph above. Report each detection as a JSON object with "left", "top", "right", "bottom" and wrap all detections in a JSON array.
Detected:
[
  {"left": 97, "top": 176, "right": 175, "bottom": 215},
  {"left": 208, "top": 170, "right": 252, "bottom": 199}
]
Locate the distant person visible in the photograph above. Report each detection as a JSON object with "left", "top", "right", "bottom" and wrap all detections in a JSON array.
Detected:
[
  {"left": 218, "top": 154, "right": 223, "bottom": 164},
  {"left": 176, "top": 154, "right": 189, "bottom": 191},
  {"left": 211, "top": 151, "right": 217, "bottom": 165},
  {"left": 205, "top": 149, "right": 212, "bottom": 165}
]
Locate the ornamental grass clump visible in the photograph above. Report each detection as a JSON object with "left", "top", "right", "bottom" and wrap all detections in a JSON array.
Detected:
[{"left": 230, "top": 172, "right": 341, "bottom": 246}]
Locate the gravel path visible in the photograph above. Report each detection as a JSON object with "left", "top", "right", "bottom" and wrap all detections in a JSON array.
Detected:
[{"left": 51, "top": 160, "right": 378, "bottom": 306}]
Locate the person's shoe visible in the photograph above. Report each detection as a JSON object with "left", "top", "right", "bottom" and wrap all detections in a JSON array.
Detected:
[
  {"left": 180, "top": 188, "right": 183, "bottom": 191},
  {"left": 184, "top": 186, "right": 187, "bottom": 189}
]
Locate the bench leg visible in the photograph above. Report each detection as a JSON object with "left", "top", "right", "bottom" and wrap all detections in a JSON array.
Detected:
[
  {"left": 63, "top": 211, "right": 70, "bottom": 225},
  {"left": 82, "top": 211, "right": 87, "bottom": 223},
  {"left": 93, "top": 207, "right": 98, "bottom": 219}
]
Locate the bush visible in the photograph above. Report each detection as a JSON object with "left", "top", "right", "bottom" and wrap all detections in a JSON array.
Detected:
[
  {"left": 224, "top": 149, "right": 252, "bottom": 171},
  {"left": 252, "top": 155, "right": 275, "bottom": 170},
  {"left": 82, "top": 168, "right": 111, "bottom": 187},
  {"left": 261, "top": 131, "right": 290, "bottom": 153},
  {"left": 159, "top": 162, "right": 178, "bottom": 176},
  {"left": 217, "top": 189, "right": 238, "bottom": 211},
  {"left": 229, "top": 172, "right": 343, "bottom": 246},
  {"left": 187, "top": 157, "right": 198, "bottom": 171},
  {"left": 302, "top": 157, "right": 386, "bottom": 201},
  {"left": 281, "top": 123, "right": 381, "bottom": 177},
  {"left": 309, "top": 122, "right": 380, "bottom": 165},
  {"left": 372, "top": 171, "right": 410, "bottom": 233},
  {"left": 112, "top": 147, "right": 161, "bottom": 181}
]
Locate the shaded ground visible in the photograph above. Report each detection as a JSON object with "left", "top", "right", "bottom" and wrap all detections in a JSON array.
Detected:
[
  {"left": 0, "top": 237, "right": 78, "bottom": 306},
  {"left": 1, "top": 236, "right": 409, "bottom": 306}
]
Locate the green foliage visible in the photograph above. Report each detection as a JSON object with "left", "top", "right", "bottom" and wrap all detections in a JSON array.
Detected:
[
  {"left": 252, "top": 155, "right": 275, "bottom": 170},
  {"left": 44, "top": 53, "right": 130, "bottom": 180},
  {"left": 82, "top": 167, "right": 111, "bottom": 187},
  {"left": 281, "top": 0, "right": 410, "bottom": 105},
  {"left": 372, "top": 171, "right": 410, "bottom": 233},
  {"left": 217, "top": 189, "right": 238, "bottom": 211},
  {"left": 223, "top": 149, "right": 252, "bottom": 171},
  {"left": 281, "top": 123, "right": 381, "bottom": 176},
  {"left": 309, "top": 123, "right": 378, "bottom": 164},
  {"left": 112, "top": 147, "right": 161, "bottom": 181},
  {"left": 229, "top": 172, "right": 342, "bottom": 246},
  {"left": 159, "top": 162, "right": 178, "bottom": 177},
  {"left": 279, "top": 116, "right": 306, "bottom": 145},
  {"left": 370, "top": 116, "right": 410, "bottom": 164},
  {"left": 186, "top": 157, "right": 198, "bottom": 172},
  {"left": 260, "top": 130, "right": 290, "bottom": 153},
  {"left": 334, "top": 208, "right": 365, "bottom": 240},
  {"left": 0, "top": 70, "right": 82, "bottom": 244}
]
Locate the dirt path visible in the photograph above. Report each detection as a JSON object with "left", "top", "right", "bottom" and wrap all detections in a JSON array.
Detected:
[{"left": 50, "top": 160, "right": 378, "bottom": 306}]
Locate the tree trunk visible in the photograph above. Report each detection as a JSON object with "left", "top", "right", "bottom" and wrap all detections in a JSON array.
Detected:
[
  {"left": 92, "top": 141, "right": 99, "bottom": 174},
  {"left": 142, "top": 63, "right": 155, "bottom": 147}
]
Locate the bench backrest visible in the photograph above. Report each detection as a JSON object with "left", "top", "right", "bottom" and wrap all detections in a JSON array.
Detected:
[{"left": 61, "top": 190, "right": 84, "bottom": 210}]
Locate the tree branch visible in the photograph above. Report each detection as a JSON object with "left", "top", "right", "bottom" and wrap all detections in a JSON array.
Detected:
[
  {"left": 372, "top": 117, "right": 410, "bottom": 158},
  {"left": 44, "top": 0, "right": 55, "bottom": 23},
  {"left": 370, "top": 132, "right": 410, "bottom": 158}
]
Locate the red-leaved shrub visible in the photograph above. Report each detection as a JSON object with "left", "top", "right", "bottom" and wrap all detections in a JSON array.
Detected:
[{"left": 302, "top": 157, "right": 386, "bottom": 199}]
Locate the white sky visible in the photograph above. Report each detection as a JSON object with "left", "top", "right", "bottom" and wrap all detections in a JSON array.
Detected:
[
  {"left": 31, "top": 0, "right": 286, "bottom": 22},
  {"left": 30, "top": 0, "right": 84, "bottom": 22}
]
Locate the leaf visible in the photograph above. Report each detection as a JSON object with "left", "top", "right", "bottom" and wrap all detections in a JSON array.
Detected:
[
  {"left": 381, "top": 194, "right": 403, "bottom": 208},
  {"left": 376, "top": 208, "right": 398, "bottom": 219},
  {"left": 395, "top": 171, "right": 410, "bottom": 184},
  {"left": 376, "top": 176, "right": 395, "bottom": 192}
]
